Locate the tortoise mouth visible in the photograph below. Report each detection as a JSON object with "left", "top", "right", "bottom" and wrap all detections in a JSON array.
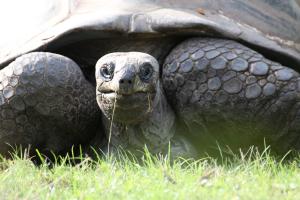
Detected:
[
  {"left": 99, "top": 91, "right": 154, "bottom": 108},
  {"left": 97, "top": 91, "right": 156, "bottom": 123},
  {"left": 97, "top": 88, "right": 156, "bottom": 107}
]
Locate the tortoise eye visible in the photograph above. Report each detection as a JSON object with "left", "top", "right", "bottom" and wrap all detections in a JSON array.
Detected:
[
  {"left": 139, "top": 63, "right": 153, "bottom": 82},
  {"left": 100, "top": 63, "right": 115, "bottom": 80}
]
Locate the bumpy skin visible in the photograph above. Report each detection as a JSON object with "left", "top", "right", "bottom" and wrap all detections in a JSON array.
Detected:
[
  {"left": 163, "top": 38, "right": 300, "bottom": 154},
  {"left": 2, "top": 37, "right": 300, "bottom": 158},
  {"left": 0, "top": 52, "right": 100, "bottom": 157}
]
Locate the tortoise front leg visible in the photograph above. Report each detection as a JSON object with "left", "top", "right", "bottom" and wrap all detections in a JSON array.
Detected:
[
  {"left": 0, "top": 52, "right": 101, "bottom": 157},
  {"left": 162, "top": 37, "right": 300, "bottom": 154}
]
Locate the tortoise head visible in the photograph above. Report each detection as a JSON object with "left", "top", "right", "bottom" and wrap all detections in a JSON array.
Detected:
[{"left": 95, "top": 52, "right": 159, "bottom": 124}]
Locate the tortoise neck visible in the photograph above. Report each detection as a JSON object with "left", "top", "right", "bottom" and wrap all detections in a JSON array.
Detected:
[{"left": 104, "top": 82, "right": 176, "bottom": 153}]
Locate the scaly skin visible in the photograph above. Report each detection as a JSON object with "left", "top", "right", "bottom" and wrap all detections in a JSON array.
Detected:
[
  {"left": 0, "top": 52, "right": 100, "bottom": 157},
  {"left": 1, "top": 37, "right": 300, "bottom": 157},
  {"left": 163, "top": 37, "right": 300, "bottom": 154}
]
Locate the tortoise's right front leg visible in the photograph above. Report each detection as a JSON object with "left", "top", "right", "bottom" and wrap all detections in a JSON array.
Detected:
[{"left": 0, "top": 52, "right": 101, "bottom": 157}]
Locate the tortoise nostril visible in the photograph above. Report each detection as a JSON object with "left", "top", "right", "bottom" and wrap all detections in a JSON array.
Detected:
[{"left": 119, "top": 78, "right": 133, "bottom": 85}]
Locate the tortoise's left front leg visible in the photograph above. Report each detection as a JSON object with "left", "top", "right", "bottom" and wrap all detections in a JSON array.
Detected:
[{"left": 162, "top": 37, "right": 300, "bottom": 154}]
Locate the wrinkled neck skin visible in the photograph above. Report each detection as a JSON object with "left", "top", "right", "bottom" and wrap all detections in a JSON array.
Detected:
[{"left": 102, "top": 82, "right": 175, "bottom": 154}]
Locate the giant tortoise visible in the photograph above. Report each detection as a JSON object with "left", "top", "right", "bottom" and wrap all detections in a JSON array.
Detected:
[{"left": 1, "top": 0, "right": 300, "bottom": 158}]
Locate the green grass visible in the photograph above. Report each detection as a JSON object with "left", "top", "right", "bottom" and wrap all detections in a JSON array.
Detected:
[{"left": 1, "top": 148, "right": 300, "bottom": 200}]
